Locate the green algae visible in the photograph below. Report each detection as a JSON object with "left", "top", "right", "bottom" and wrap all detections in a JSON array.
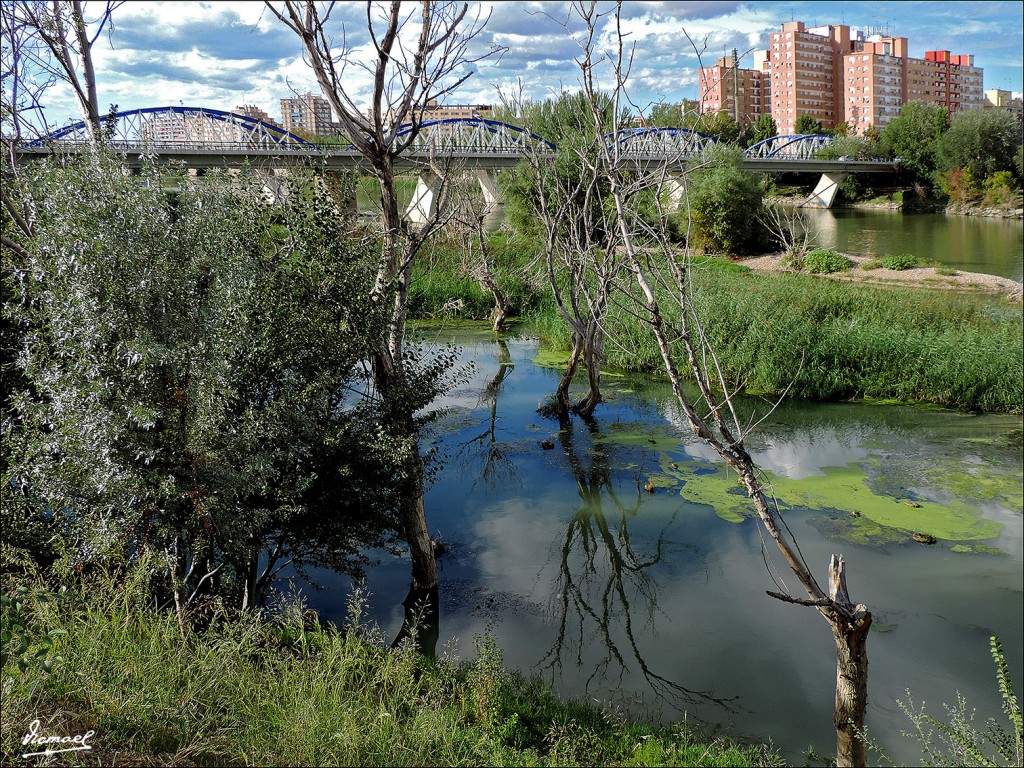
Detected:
[
  {"left": 594, "top": 423, "right": 685, "bottom": 453},
  {"left": 767, "top": 465, "right": 1002, "bottom": 541},
  {"left": 635, "top": 443, "right": 1004, "bottom": 543},
  {"left": 921, "top": 467, "right": 1024, "bottom": 514}
]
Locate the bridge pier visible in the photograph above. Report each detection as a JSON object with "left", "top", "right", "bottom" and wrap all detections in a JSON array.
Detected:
[
  {"left": 664, "top": 174, "right": 688, "bottom": 207},
  {"left": 806, "top": 172, "right": 848, "bottom": 209},
  {"left": 405, "top": 169, "right": 505, "bottom": 231}
]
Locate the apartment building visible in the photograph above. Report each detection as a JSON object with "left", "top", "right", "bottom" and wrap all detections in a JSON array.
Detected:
[
  {"left": 984, "top": 89, "right": 1024, "bottom": 121},
  {"left": 139, "top": 112, "right": 244, "bottom": 144},
  {"left": 280, "top": 92, "right": 333, "bottom": 136},
  {"left": 422, "top": 100, "right": 492, "bottom": 121},
  {"left": 761, "top": 21, "right": 859, "bottom": 135},
  {"left": 698, "top": 52, "right": 765, "bottom": 127},
  {"left": 752, "top": 21, "right": 984, "bottom": 136},
  {"left": 234, "top": 104, "right": 279, "bottom": 126}
]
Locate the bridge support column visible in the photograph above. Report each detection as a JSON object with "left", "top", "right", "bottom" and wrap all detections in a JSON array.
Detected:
[
  {"left": 405, "top": 170, "right": 441, "bottom": 227},
  {"left": 664, "top": 174, "right": 688, "bottom": 207},
  {"left": 475, "top": 170, "right": 505, "bottom": 231},
  {"left": 323, "top": 170, "right": 358, "bottom": 216},
  {"left": 807, "top": 172, "right": 847, "bottom": 208}
]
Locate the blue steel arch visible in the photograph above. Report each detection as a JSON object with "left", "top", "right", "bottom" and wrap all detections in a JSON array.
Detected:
[
  {"left": 31, "top": 105, "right": 319, "bottom": 149},
  {"left": 391, "top": 117, "right": 557, "bottom": 151},
  {"left": 744, "top": 133, "right": 835, "bottom": 159},
  {"left": 601, "top": 126, "right": 718, "bottom": 157},
  {"left": 604, "top": 126, "right": 716, "bottom": 144}
]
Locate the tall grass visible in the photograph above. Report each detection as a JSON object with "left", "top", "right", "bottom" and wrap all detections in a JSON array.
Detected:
[
  {"left": 530, "top": 260, "right": 1023, "bottom": 413},
  {"left": 1, "top": 576, "right": 779, "bottom": 767}
]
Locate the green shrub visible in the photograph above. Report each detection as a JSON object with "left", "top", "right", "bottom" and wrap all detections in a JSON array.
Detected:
[
  {"left": 935, "top": 266, "right": 959, "bottom": 277},
  {"left": 804, "top": 249, "right": 853, "bottom": 274},
  {"left": 862, "top": 258, "right": 884, "bottom": 270},
  {"left": 883, "top": 253, "right": 919, "bottom": 270}
]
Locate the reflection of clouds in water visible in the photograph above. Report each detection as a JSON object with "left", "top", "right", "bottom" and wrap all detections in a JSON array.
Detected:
[
  {"left": 473, "top": 497, "right": 565, "bottom": 598},
  {"left": 659, "top": 400, "right": 869, "bottom": 479}
]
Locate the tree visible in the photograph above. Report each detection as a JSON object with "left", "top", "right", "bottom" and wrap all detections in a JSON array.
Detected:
[
  {"left": 750, "top": 113, "right": 778, "bottom": 146},
  {"left": 936, "top": 107, "right": 1020, "bottom": 184},
  {"left": 689, "top": 109, "right": 740, "bottom": 143},
  {"left": 880, "top": 100, "right": 949, "bottom": 183},
  {"left": 2, "top": 158, "right": 409, "bottom": 624},
  {"left": 794, "top": 114, "right": 824, "bottom": 135},
  {"left": 685, "top": 145, "right": 766, "bottom": 254},
  {"left": 564, "top": 3, "right": 872, "bottom": 765},
  {"left": 265, "top": 0, "right": 496, "bottom": 652},
  {"left": 1, "top": 1, "right": 122, "bottom": 145},
  {"left": 646, "top": 101, "right": 686, "bottom": 129}
]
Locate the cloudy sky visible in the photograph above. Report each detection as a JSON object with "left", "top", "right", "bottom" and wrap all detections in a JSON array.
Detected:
[{"left": 29, "top": 1, "right": 1024, "bottom": 129}]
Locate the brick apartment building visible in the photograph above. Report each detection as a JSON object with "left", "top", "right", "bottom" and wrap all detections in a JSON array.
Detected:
[
  {"left": 700, "top": 20, "right": 985, "bottom": 136},
  {"left": 280, "top": 92, "right": 333, "bottom": 136},
  {"left": 698, "top": 51, "right": 765, "bottom": 127}
]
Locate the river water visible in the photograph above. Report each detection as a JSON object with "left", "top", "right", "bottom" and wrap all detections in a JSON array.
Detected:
[
  {"left": 802, "top": 207, "right": 1024, "bottom": 282},
  {"left": 295, "top": 330, "right": 1023, "bottom": 766}
]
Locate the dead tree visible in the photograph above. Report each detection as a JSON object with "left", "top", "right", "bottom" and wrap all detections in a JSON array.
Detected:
[
  {"left": 511, "top": 95, "right": 625, "bottom": 421},
  {"left": 2, "top": 1, "right": 121, "bottom": 146},
  {"left": 567, "top": 3, "right": 872, "bottom": 765},
  {"left": 266, "top": 0, "right": 496, "bottom": 651}
]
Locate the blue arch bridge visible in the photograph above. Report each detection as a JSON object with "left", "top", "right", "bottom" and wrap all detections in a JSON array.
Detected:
[{"left": 20, "top": 106, "right": 899, "bottom": 221}]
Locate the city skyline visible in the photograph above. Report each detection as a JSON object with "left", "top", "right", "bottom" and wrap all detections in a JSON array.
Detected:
[{"left": 26, "top": 1, "right": 1024, "bottom": 131}]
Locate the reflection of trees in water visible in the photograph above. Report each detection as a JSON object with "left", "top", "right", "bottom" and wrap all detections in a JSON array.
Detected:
[
  {"left": 453, "top": 339, "right": 518, "bottom": 488},
  {"left": 541, "top": 416, "right": 735, "bottom": 711}
]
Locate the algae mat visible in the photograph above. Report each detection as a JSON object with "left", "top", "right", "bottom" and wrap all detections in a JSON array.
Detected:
[{"left": 649, "top": 455, "right": 1008, "bottom": 542}]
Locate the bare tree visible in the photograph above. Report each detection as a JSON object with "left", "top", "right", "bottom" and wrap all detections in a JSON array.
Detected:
[
  {"left": 509, "top": 91, "right": 625, "bottom": 422},
  {"left": 265, "top": 1, "right": 497, "bottom": 649},
  {"left": 2, "top": 1, "right": 121, "bottom": 146},
  {"left": 759, "top": 201, "right": 818, "bottom": 268},
  {"left": 564, "top": 3, "right": 872, "bottom": 765}
]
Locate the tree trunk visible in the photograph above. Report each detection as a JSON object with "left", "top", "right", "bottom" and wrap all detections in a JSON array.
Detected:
[
  {"left": 829, "top": 554, "right": 871, "bottom": 768},
  {"left": 554, "top": 338, "right": 582, "bottom": 422}
]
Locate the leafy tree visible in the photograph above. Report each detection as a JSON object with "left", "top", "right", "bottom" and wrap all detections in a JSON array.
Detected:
[
  {"left": 750, "top": 113, "right": 778, "bottom": 146},
  {"left": 688, "top": 109, "right": 740, "bottom": 143},
  {"left": 936, "top": 107, "right": 1020, "bottom": 183},
  {"left": 685, "top": 145, "right": 766, "bottom": 254},
  {"left": 1, "top": 156, "right": 416, "bottom": 621},
  {"left": 646, "top": 101, "right": 686, "bottom": 129},
  {"left": 794, "top": 114, "right": 824, "bottom": 134},
  {"left": 880, "top": 101, "right": 949, "bottom": 182}
]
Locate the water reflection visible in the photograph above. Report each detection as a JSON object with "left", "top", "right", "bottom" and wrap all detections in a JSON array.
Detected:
[
  {"left": 287, "top": 333, "right": 1023, "bottom": 765},
  {"left": 542, "top": 416, "right": 732, "bottom": 709},
  {"left": 801, "top": 208, "right": 1024, "bottom": 281}
]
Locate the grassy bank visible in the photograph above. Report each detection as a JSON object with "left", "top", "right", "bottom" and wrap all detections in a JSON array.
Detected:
[
  {"left": 410, "top": 241, "right": 1022, "bottom": 413},
  {"left": 1, "top": 577, "right": 780, "bottom": 767}
]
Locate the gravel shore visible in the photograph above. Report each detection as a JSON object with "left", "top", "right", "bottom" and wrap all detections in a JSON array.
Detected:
[{"left": 737, "top": 252, "right": 1023, "bottom": 301}]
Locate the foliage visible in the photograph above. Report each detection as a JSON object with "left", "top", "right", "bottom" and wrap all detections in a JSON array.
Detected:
[
  {"left": 861, "top": 258, "right": 884, "bottom": 270},
  {"left": 982, "top": 171, "right": 1020, "bottom": 207},
  {"left": 0, "top": 582, "right": 65, "bottom": 674},
  {"left": 1, "top": 156, "right": 416, "bottom": 612},
  {"left": 794, "top": 114, "right": 824, "bottom": 134},
  {"left": 882, "top": 253, "right": 919, "bottom": 270},
  {"left": 940, "top": 167, "right": 982, "bottom": 203},
  {"left": 0, "top": 576, "right": 782, "bottom": 767},
  {"left": 936, "top": 108, "right": 1021, "bottom": 184},
  {"left": 862, "top": 637, "right": 1022, "bottom": 767},
  {"left": 804, "top": 248, "right": 853, "bottom": 274},
  {"left": 881, "top": 101, "right": 949, "bottom": 183},
  {"left": 646, "top": 101, "right": 687, "bottom": 129},
  {"left": 750, "top": 113, "right": 778, "bottom": 146},
  {"left": 690, "top": 110, "right": 740, "bottom": 143},
  {"left": 530, "top": 266, "right": 1022, "bottom": 413},
  {"left": 815, "top": 135, "right": 873, "bottom": 160},
  {"left": 684, "top": 145, "right": 767, "bottom": 254}
]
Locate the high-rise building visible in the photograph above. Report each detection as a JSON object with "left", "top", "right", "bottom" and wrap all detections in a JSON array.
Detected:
[
  {"left": 235, "top": 104, "right": 279, "bottom": 126},
  {"left": 751, "top": 21, "right": 984, "bottom": 136},
  {"left": 760, "top": 21, "right": 860, "bottom": 135},
  {"left": 984, "top": 89, "right": 1024, "bottom": 121},
  {"left": 280, "top": 92, "right": 333, "bottom": 136},
  {"left": 698, "top": 51, "right": 765, "bottom": 127}
]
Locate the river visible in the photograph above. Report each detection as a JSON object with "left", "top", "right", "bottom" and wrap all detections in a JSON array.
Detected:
[
  {"left": 293, "top": 330, "right": 1023, "bottom": 766},
  {"left": 802, "top": 207, "right": 1024, "bottom": 282}
]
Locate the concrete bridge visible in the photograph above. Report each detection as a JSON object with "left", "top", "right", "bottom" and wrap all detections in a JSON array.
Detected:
[{"left": 18, "top": 106, "right": 899, "bottom": 216}]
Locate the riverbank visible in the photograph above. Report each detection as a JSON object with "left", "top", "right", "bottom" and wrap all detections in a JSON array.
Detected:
[
  {"left": 0, "top": 576, "right": 781, "bottom": 767},
  {"left": 739, "top": 251, "right": 1023, "bottom": 300}
]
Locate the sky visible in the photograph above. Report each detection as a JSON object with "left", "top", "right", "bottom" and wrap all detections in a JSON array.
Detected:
[{"left": 24, "top": 1, "right": 1024, "bottom": 130}]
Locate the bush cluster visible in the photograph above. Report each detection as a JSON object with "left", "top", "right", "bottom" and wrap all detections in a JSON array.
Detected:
[
  {"left": 882, "top": 253, "right": 919, "bottom": 270},
  {"left": 804, "top": 249, "right": 853, "bottom": 274}
]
